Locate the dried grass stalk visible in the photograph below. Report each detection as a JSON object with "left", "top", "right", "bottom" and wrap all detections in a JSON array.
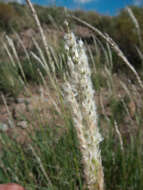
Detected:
[
  {"left": 71, "top": 15, "right": 143, "bottom": 89},
  {"left": 63, "top": 28, "right": 104, "bottom": 190}
]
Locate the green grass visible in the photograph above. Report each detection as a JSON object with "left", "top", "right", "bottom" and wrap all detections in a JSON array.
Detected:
[
  {"left": 0, "top": 61, "right": 23, "bottom": 98},
  {"left": 0, "top": 115, "right": 143, "bottom": 190},
  {"left": 102, "top": 126, "right": 143, "bottom": 190},
  {"left": 0, "top": 120, "right": 83, "bottom": 190}
]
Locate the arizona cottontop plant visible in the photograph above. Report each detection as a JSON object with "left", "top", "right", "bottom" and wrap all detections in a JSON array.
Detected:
[{"left": 63, "top": 24, "right": 104, "bottom": 190}]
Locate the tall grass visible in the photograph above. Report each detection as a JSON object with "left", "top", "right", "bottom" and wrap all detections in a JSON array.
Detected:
[{"left": 0, "top": 1, "right": 143, "bottom": 190}]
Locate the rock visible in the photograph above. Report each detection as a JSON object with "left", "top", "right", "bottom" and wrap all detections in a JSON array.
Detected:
[
  {"left": 44, "top": 98, "right": 48, "bottom": 102},
  {"left": 0, "top": 123, "right": 8, "bottom": 132},
  {"left": 17, "top": 121, "right": 28, "bottom": 129},
  {"left": 16, "top": 98, "right": 30, "bottom": 104},
  {"left": 16, "top": 98, "right": 25, "bottom": 104}
]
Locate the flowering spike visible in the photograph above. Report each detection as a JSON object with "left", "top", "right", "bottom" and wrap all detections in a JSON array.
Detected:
[{"left": 63, "top": 30, "right": 104, "bottom": 190}]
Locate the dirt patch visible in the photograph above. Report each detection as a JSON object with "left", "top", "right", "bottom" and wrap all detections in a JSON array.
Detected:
[{"left": 0, "top": 84, "right": 64, "bottom": 146}]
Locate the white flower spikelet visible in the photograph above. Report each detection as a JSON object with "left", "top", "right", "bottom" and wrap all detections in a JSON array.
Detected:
[
  {"left": 63, "top": 31, "right": 104, "bottom": 190},
  {"left": 63, "top": 81, "right": 91, "bottom": 179}
]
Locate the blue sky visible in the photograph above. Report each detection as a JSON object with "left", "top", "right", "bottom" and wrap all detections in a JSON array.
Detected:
[{"left": 28, "top": 0, "right": 143, "bottom": 15}]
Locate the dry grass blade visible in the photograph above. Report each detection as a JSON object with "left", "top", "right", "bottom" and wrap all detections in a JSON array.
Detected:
[
  {"left": 114, "top": 121, "right": 124, "bottom": 152},
  {"left": 5, "top": 35, "right": 26, "bottom": 82},
  {"left": 25, "top": 0, "right": 55, "bottom": 73},
  {"left": 71, "top": 15, "right": 143, "bottom": 89},
  {"left": 14, "top": 31, "right": 31, "bottom": 61},
  {"left": 3, "top": 42, "right": 16, "bottom": 67},
  {"left": 126, "top": 7, "right": 143, "bottom": 48},
  {"left": 25, "top": 0, "right": 49, "bottom": 55}
]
